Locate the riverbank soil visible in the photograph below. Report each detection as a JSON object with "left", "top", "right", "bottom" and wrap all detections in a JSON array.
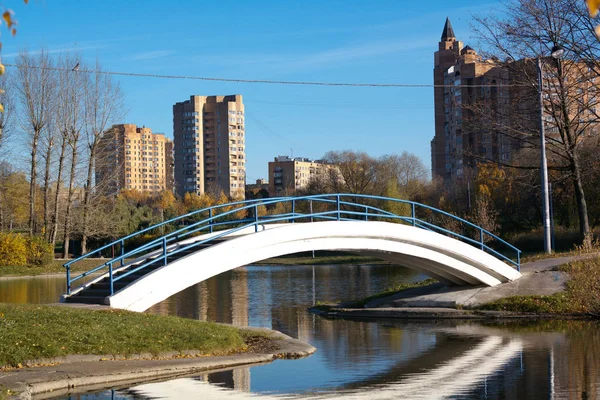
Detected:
[{"left": 311, "top": 253, "right": 600, "bottom": 319}]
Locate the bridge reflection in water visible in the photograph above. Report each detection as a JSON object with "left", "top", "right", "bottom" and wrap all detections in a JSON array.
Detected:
[
  {"left": 133, "top": 265, "right": 600, "bottom": 399},
  {"left": 127, "top": 334, "right": 524, "bottom": 399}
]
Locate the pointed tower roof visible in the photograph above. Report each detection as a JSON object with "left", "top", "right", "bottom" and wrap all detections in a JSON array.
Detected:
[{"left": 441, "top": 17, "right": 456, "bottom": 41}]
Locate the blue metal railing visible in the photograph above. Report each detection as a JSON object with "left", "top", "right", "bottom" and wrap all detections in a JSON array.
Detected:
[{"left": 64, "top": 194, "right": 522, "bottom": 296}]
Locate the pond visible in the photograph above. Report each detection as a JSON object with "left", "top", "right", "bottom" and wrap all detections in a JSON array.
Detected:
[{"left": 1, "top": 264, "right": 599, "bottom": 399}]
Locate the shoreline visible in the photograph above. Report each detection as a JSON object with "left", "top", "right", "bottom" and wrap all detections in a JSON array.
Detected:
[
  {"left": 308, "top": 305, "right": 594, "bottom": 320},
  {"left": 0, "top": 260, "right": 388, "bottom": 280},
  {"left": 0, "top": 327, "right": 316, "bottom": 399},
  {"left": 308, "top": 254, "right": 600, "bottom": 320}
]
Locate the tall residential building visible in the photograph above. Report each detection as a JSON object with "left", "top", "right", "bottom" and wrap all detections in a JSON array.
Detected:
[
  {"left": 96, "top": 124, "right": 174, "bottom": 195},
  {"left": 431, "top": 18, "right": 599, "bottom": 185},
  {"left": 173, "top": 95, "right": 245, "bottom": 199},
  {"left": 431, "top": 18, "right": 515, "bottom": 183},
  {"left": 268, "top": 156, "right": 338, "bottom": 196}
]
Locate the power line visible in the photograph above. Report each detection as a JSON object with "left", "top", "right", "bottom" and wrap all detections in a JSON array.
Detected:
[
  {"left": 2, "top": 63, "right": 531, "bottom": 88},
  {"left": 247, "top": 99, "right": 432, "bottom": 109}
]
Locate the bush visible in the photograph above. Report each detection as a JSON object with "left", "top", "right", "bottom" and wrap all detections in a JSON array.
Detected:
[
  {"left": 0, "top": 233, "right": 27, "bottom": 267},
  {"left": 25, "top": 235, "right": 53, "bottom": 266},
  {"left": 0, "top": 233, "right": 53, "bottom": 267}
]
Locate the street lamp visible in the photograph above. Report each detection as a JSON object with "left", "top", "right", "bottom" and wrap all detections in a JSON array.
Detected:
[{"left": 537, "top": 45, "right": 563, "bottom": 254}]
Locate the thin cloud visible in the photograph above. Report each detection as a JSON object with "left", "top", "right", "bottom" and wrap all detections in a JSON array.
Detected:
[
  {"left": 128, "top": 50, "right": 175, "bottom": 61},
  {"left": 192, "top": 37, "right": 435, "bottom": 74},
  {"left": 1, "top": 39, "right": 112, "bottom": 58},
  {"left": 287, "top": 38, "right": 435, "bottom": 70}
]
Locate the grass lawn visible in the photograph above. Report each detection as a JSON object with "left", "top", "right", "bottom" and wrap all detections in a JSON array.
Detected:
[
  {"left": 312, "top": 278, "right": 438, "bottom": 311},
  {"left": 0, "top": 303, "right": 266, "bottom": 368},
  {"left": 0, "top": 254, "right": 388, "bottom": 276},
  {"left": 0, "top": 259, "right": 129, "bottom": 277},
  {"left": 352, "top": 278, "right": 438, "bottom": 307},
  {"left": 254, "top": 254, "right": 387, "bottom": 266},
  {"left": 479, "top": 256, "right": 600, "bottom": 315},
  {"left": 520, "top": 248, "right": 600, "bottom": 263}
]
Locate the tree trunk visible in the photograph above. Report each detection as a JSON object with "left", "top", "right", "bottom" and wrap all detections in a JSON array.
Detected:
[
  {"left": 50, "top": 135, "right": 68, "bottom": 248},
  {"left": 29, "top": 131, "right": 40, "bottom": 235},
  {"left": 81, "top": 143, "right": 96, "bottom": 255},
  {"left": 62, "top": 137, "right": 78, "bottom": 259},
  {"left": 572, "top": 152, "right": 591, "bottom": 246},
  {"left": 42, "top": 138, "right": 54, "bottom": 240}
]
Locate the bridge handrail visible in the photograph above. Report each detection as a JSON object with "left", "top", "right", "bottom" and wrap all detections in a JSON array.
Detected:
[
  {"left": 63, "top": 196, "right": 284, "bottom": 269},
  {"left": 95, "top": 197, "right": 412, "bottom": 272},
  {"left": 64, "top": 194, "right": 521, "bottom": 296}
]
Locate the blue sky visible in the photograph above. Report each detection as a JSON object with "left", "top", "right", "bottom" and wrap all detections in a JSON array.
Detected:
[{"left": 2, "top": 0, "right": 496, "bottom": 183}]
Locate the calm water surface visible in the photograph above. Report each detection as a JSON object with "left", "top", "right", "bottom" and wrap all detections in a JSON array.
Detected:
[{"left": 1, "top": 264, "right": 599, "bottom": 399}]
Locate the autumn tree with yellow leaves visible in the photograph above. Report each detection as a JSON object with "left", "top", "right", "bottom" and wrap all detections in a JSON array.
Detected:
[{"left": 0, "top": 1, "right": 27, "bottom": 114}]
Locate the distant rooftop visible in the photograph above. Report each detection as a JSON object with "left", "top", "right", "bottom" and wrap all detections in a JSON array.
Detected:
[{"left": 273, "top": 155, "right": 328, "bottom": 164}]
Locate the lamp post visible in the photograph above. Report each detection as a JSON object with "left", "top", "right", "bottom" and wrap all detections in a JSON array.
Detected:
[{"left": 537, "top": 45, "right": 564, "bottom": 254}]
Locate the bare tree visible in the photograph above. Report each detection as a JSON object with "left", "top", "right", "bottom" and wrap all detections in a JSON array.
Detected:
[
  {"left": 15, "top": 50, "right": 54, "bottom": 235},
  {"left": 322, "top": 150, "right": 429, "bottom": 199},
  {"left": 80, "top": 61, "right": 124, "bottom": 254},
  {"left": 0, "top": 70, "right": 14, "bottom": 156},
  {"left": 472, "top": 0, "right": 599, "bottom": 245},
  {"left": 49, "top": 54, "right": 82, "bottom": 249},
  {"left": 60, "top": 59, "right": 86, "bottom": 259},
  {"left": 40, "top": 122, "right": 56, "bottom": 239},
  {"left": 324, "top": 151, "right": 378, "bottom": 194},
  {"left": 379, "top": 152, "right": 429, "bottom": 199}
]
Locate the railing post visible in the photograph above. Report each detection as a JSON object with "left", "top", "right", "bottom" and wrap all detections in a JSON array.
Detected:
[
  {"left": 412, "top": 203, "right": 416, "bottom": 227},
  {"left": 120, "top": 239, "right": 125, "bottom": 267},
  {"left": 517, "top": 251, "right": 521, "bottom": 272},
  {"left": 108, "top": 262, "right": 114, "bottom": 295},
  {"left": 480, "top": 228, "right": 484, "bottom": 250},
  {"left": 364, "top": 205, "right": 368, "bottom": 221},
  {"left": 254, "top": 205, "right": 259, "bottom": 232},
  {"left": 336, "top": 195, "right": 341, "bottom": 221},
  {"left": 163, "top": 237, "right": 168, "bottom": 266},
  {"left": 209, "top": 208, "right": 213, "bottom": 233},
  {"left": 66, "top": 265, "right": 71, "bottom": 295},
  {"left": 309, "top": 200, "right": 314, "bottom": 223},
  {"left": 291, "top": 199, "right": 296, "bottom": 223}
]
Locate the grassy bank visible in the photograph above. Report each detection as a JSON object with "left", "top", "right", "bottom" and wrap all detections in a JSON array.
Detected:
[
  {"left": 353, "top": 278, "right": 437, "bottom": 307},
  {"left": 254, "top": 254, "right": 387, "bottom": 266},
  {"left": 0, "top": 254, "right": 388, "bottom": 277},
  {"left": 312, "top": 278, "right": 437, "bottom": 311},
  {"left": 0, "top": 259, "right": 129, "bottom": 277},
  {"left": 479, "top": 256, "right": 600, "bottom": 315},
  {"left": 0, "top": 303, "right": 265, "bottom": 368},
  {"left": 520, "top": 248, "right": 600, "bottom": 263}
]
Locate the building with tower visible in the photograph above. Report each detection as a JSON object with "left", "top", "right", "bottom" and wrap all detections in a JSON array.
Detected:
[
  {"left": 173, "top": 95, "right": 246, "bottom": 199},
  {"left": 431, "top": 18, "right": 599, "bottom": 185},
  {"left": 431, "top": 18, "right": 513, "bottom": 183}
]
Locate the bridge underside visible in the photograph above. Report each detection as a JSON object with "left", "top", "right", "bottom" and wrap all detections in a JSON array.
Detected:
[{"left": 105, "top": 221, "right": 521, "bottom": 312}]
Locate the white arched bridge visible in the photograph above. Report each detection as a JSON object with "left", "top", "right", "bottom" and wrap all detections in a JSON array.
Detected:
[{"left": 62, "top": 194, "right": 522, "bottom": 312}]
